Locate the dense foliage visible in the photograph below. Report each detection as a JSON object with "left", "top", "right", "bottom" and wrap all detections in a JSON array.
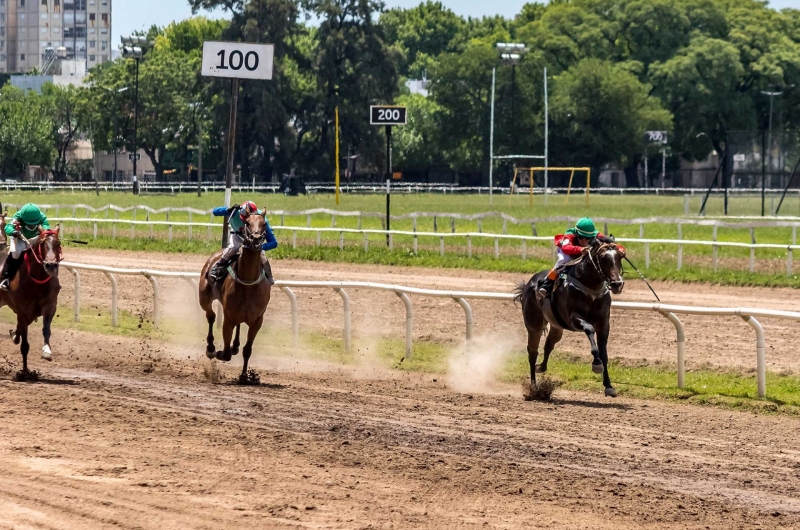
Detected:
[{"left": 0, "top": 0, "right": 797, "bottom": 182}]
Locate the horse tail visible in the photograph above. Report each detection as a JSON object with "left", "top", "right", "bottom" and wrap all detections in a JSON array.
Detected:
[{"left": 513, "top": 280, "right": 529, "bottom": 307}]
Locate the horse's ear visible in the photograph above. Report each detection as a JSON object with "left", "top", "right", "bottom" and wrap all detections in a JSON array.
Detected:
[{"left": 54, "top": 224, "right": 61, "bottom": 235}]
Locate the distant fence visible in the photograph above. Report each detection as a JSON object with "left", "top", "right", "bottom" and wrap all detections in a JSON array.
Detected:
[{"left": 59, "top": 260, "right": 800, "bottom": 398}]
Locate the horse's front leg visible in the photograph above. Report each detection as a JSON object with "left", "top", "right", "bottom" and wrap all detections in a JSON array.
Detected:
[
  {"left": 596, "top": 321, "right": 616, "bottom": 397},
  {"left": 42, "top": 306, "right": 55, "bottom": 361},
  {"left": 231, "top": 325, "right": 241, "bottom": 356},
  {"left": 17, "top": 317, "right": 29, "bottom": 374},
  {"left": 216, "top": 318, "right": 235, "bottom": 362},
  {"left": 240, "top": 316, "right": 263, "bottom": 384},
  {"left": 573, "top": 317, "right": 602, "bottom": 374}
]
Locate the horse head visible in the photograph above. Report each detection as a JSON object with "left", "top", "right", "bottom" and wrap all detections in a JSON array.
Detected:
[
  {"left": 36, "top": 226, "right": 63, "bottom": 278},
  {"left": 242, "top": 214, "right": 267, "bottom": 250},
  {"left": 590, "top": 239, "right": 625, "bottom": 295}
]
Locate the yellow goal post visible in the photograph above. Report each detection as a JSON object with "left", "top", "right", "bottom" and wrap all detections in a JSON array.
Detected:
[{"left": 511, "top": 167, "right": 592, "bottom": 206}]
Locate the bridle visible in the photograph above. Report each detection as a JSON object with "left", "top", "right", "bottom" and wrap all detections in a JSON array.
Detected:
[
  {"left": 241, "top": 214, "right": 266, "bottom": 249},
  {"left": 586, "top": 242, "right": 625, "bottom": 291},
  {"left": 22, "top": 230, "right": 63, "bottom": 267}
]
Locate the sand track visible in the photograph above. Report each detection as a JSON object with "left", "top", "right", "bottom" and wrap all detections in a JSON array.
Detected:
[{"left": 1, "top": 251, "right": 800, "bottom": 528}]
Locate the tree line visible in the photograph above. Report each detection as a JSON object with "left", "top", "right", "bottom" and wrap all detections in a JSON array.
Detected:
[{"left": 2, "top": 0, "right": 798, "bottom": 185}]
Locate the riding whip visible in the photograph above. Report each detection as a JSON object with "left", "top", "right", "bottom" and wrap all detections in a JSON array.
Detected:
[{"left": 624, "top": 256, "right": 660, "bottom": 302}]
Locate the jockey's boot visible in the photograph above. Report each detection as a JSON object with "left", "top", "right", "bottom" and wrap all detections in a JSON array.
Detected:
[
  {"left": 537, "top": 269, "right": 559, "bottom": 300},
  {"left": 209, "top": 258, "right": 227, "bottom": 281},
  {"left": 262, "top": 257, "right": 275, "bottom": 285},
  {"left": 0, "top": 254, "right": 22, "bottom": 291}
]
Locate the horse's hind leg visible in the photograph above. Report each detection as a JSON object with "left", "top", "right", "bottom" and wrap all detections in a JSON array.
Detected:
[
  {"left": 17, "top": 319, "right": 29, "bottom": 375},
  {"left": 231, "top": 325, "right": 241, "bottom": 356},
  {"left": 240, "top": 316, "right": 263, "bottom": 383},
  {"left": 539, "top": 327, "right": 563, "bottom": 374},
  {"left": 526, "top": 326, "right": 543, "bottom": 390},
  {"left": 596, "top": 322, "right": 616, "bottom": 397}
]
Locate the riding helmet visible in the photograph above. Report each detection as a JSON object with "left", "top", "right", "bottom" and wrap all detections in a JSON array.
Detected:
[
  {"left": 239, "top": 201, "right": 258, "bottom": 219},
  {"left": 574, "top": 217, "right": 599, "bottom": 238},
  {"left": 19, "top": 203, "right": 45, "bottom": 228}
]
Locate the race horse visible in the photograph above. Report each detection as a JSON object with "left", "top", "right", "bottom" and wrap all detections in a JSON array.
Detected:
[
  {"left": 514, "top": 239, "right": 625, "bottom": 398},
  {"left": 0, "top": 223, "right": 63, "bottom": 377},
  {"left": 198, "top": 213, "right": 271, "bottom": 383}
]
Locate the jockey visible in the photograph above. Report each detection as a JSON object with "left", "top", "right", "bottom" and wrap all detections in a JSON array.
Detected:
[
  {"left": 0, "top": 203, "right": 50, "bottom": 291},
  {"left": 537, "top": 217, "right": 621, "bottom": 299},
  {"left": 209, "top": 200, "right": 277, "bottom": 284}
]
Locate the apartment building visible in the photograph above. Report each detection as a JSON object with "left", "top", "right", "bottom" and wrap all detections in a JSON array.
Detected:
[{"left": 0, "top": 0, "right": 111, "bottom": 73}]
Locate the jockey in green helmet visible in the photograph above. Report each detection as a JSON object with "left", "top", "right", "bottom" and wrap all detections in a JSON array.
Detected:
[{"left": 1, "top": 203, "right": 50, "bottom": 291}]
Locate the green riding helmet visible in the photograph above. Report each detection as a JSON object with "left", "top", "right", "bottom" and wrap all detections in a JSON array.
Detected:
[
  {"left": 18, "top": 203, "right": 46, "bottom": 228},
  {"left": 574, "top": 217, "right": 599, "bottom": 239}
]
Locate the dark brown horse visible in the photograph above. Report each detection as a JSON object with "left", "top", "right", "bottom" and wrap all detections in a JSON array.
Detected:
[
  {"left": 0, "top": 227, "right": 63, "bottom": 376},
  {"left": 514, "top": 240, "right": 625, "bottom": 398},
  {"left": 199, "top": 214, "right": 271, "bottom": 383}
]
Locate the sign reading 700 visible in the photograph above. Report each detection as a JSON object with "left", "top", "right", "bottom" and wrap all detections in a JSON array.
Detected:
[
  {"left": 201, "top": 41, "right": 275, "bottom": 80},
  {"left": 644, "top": 130, "right": 668, "bottom": 144}
]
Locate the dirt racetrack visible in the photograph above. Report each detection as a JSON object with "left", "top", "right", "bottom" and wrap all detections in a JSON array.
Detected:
[{"left": 2, "top": 251, "right": 800, "bottom": 528}]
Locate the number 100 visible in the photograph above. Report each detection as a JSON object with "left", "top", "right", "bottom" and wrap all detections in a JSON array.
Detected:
[{"left": 216, "top": 49, "right": 260, "bottom": 71}]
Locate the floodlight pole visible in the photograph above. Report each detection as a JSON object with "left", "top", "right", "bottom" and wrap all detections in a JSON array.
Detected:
[
  {"left": 133, "top": 58, "right": 140, "bottom": 181},
  {"left": 543, "top": 67, "right": 549, "bottom": 206},
  {"left": 489, "top": 67, "right": 496, "bottom": 206}
]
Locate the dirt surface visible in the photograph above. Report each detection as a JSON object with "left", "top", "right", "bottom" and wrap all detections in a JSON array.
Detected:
[
  {"left": 2, "top": 326, "right": 800, "bottom": 529},
  {"left": 58, "top": 248, "right": 800, "bottom": 374}
]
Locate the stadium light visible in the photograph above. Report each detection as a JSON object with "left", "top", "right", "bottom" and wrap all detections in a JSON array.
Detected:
[{"left": 120, "top": 35, "right": 151, "bottom": 184}]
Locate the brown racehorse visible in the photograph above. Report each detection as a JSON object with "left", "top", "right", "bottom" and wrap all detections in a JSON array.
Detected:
[
  {"left": 199, "top": 214, "right": 271, "bottom": 383},
  {"left": 0, "top": 227, "right": 63, "bottom": 377}
]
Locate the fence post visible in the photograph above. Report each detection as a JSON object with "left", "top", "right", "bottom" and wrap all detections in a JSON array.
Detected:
[
  {"left": 790, "top": 227, "right": 796, "bottom": 277},
  {"left": 104, "top": 271, "right": 118, "bottom": 327},
  {"left": 677, "top": 223, "right": 683, "bottom": 271},
  {"left": 292, "top": 230, "right": 297, "bottom": 249},
  {"left": 531, "top": 223, "right": 537, "bottom": 236},
  {"left": 477, "top": 219, "right": 482, "bottom": 233},
  {"left": 440, "top": 236, "right": 445, "bottom": 256},
  {"left": 316, "top": 231, "right": 321, "bottom": 247},
  {"left": 451, "top": 217, "right": 455, "bottom": 233},
  {"left": 93, "top": 221, "right": 97, "bottom": 240},
  {"left": 712, "top": 225, "right": 718, "bottom": 273},
  {"left": 67, "top": 267, "right": 80, "bottom": 322},
  {"left": 280, "top": 213, "right": 285, "bottom": 226},
  {"left": 645, "top": 242, "right": 650, "bottom": 269},
  {"left": 494, "top": 237, "right": 499, "bottom": 259},
  {"left": 331, "top": 214, "right": 336, "bottom": 228},
  {"left": 389, "top": 233, "right": 393, "bottom": 250},
  {"left": 306, "top": 214, "right": 311, "bottom": 228},
  {"left": 188, "top": 212, "right": 193, "bottom": 241},
  {"left": 339, "top": 231, "right": 344, "bottom": 251},
  {"left": 467, "top": 235, "right": 472, "bottom": 258},
  {"left": 639, "top": 224, "right": 644, "bottom": 239},
  {"left": 413, "top": 234, "right": 418, "bottom": 255},
  {"left": 749, "top": 227, "right": 756, "bottom": 273},
  {"left": 684, "top": 194, "right": 689, "bottom": 215},
  {"left": 395, "top": 292, "right": 413, "bottom": 360},
  {"left": 659, "top": 312, "right": 685, "bottom": 389},
  {"left": 433, "top": 216, "right": 437, "bottom": 232},
  {"left": 363, "top": 233, "right": 368, "bottom": 253},
  {"left": 168, "top": 225, "right": 173, "bottom": 243},
  {"left": 521, "top": 240, "right": 527, "bottom": 260},
  {"left": 334, "top": 287, "right": 351, "bottom": 353},
  {"left": 208, "top": 213, "right": 213, "bottom": 241},
  {"left": 280, "top": 286, "right": 299, "bottom": 345},
  {"left": 740, "top": 315, "right": 766, "bottom": 399},
  {"left": 454, "top": 298, "right": 473, "bottom": 342},
  {"left": 502, "top": 219, "right": 507, "bottom": 234}
]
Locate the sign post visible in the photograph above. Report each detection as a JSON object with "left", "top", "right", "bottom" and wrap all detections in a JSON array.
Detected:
[
  {"left": 644, "top": 131, "right": 668, "bottom": 189},
  {"left": 202, "top": 40, "right": 274, "bottom": 247},
  {"left": 370, "top": 105, "right": 407, "bottom": 247}
]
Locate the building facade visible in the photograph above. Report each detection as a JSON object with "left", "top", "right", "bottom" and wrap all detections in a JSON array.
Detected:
[{"left": 0, "top": 0, "right": 111, "bottom": 73}]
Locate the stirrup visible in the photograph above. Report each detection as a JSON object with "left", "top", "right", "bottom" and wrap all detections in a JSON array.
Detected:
[{"left": 0, "top": 279, "right": 8, "bottom": 291}]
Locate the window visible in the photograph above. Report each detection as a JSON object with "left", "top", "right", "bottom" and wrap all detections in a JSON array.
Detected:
[
  {"left": 88, "top": 39, "right": 94, "bottom": 48},
  {"left": 101, "top": 13, "right": 107, "bottom": 23},
  {"left": 19, "top": 0, "right": 24, "bottom": 6},
  {"left": 19, "top": 41, "right": 25, "bottom": 48},
  {"left": 20, "top": 13, "right": 25, "bottom": 19},
  {"left": 101, "top": 53, "right": 106, "bottom": 61},
  {"left": 0, "top": 1, "right": 5, "bottom": 6},
  {"left": 100, "top": 40, "right": 106, "bottom": 50},
  {"left": 0, "top": 28, "right": 5, "bottom": 36},
  {"left": 100, "top": 29, "right": 108, "bottom": 34},
  {"left": 0, "top": 41, "right": 4, "bottom": 50},
  {"left": 101, "top": 0, "right": 106, "bottom": 4},
  {"left": 41, "top": 40, "right": 47, "bottom": 47},
  {"left": 40, "top": 27, "right": 46, "bottom": 32},
  {"left": 88, "top": 54, "right": 94, "bottom": 61},
  {"left": 0, "top": 13, "right": 5, "bottom": 22},
  {"left": 89, "top": 13, "right": 94, "bottom": 21},
  {"left": 89, "top": 28, "right": 95, "bottom": 34},
  {"left": 1, "top": 54, "right": 5, "bottom": 61},
  {"left": 41, "top": 13, "right": 48, "bottom": 18},
  {"left": 41, "top": 0, "right": 46, "bottom": 4},
  {"left": 20, "top": 53, "right": 25, "bottom": 61}
]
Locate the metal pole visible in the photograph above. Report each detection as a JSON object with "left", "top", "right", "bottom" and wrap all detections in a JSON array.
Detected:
[
  {"left": 644, "top": 147, "right": 648, "bottom": 188},
  {"left": 132, "top": 58, "right": 139, "bottom": 181},
  {"left": 222, "top": 78, "right": 239, "bottom": 248},
  {"left": 511, "top": 64, "right": 516, "bottom": 154},
  {"left": 112, "top": 113, "right": 117, "bottom": 184},
  {"left": 489, "top": 67, "right": 495, "bottom": 206},
  {"left": 543, "top": 67, "right": 548, "bottom": 205},
  {"left": 767, "top": 95, "right": 773, "bottom": 191},
  {"left": 386, "top": 125, "right": 392, "bottom": 247},
  {"left": 661, "top": 147, "right": 666, "bottom": 187},
  {"left": 197, "top": 116, "right": 203, "bottom": 197},
  {"left": 762, "top": 130, "right": 766, "bottom": 217}
]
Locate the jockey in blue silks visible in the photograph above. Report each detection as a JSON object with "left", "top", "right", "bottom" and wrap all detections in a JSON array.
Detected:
[{"left": 209, "top": 200, "right": 277, "bottom": 284}]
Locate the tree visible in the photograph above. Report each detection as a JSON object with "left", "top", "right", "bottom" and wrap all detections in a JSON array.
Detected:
[
  {"left": 41, "top": 83, "right": 85, "bottom": 181},
  {"left": 380, "top": 1, "right": 465, "bottom": 78},
  {"left": 392, "top": 93, "right": 444, "bottom": 169},
  {"left": 549, "top": 58, "right": 672, "bottom": 172},
  {"left": 0, "top": 86, "right": 55, "bottom": 178}
]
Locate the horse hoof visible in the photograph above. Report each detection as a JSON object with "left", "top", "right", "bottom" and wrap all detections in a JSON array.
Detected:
[
  {"left": 215, "top": 351, "right": 231, "bottom": 362},
  {"left": 535, "top": 364, "right": 546, "bottom": 374},
  {"left": 205, "top": 350, "right": 216, "bottom": 359},
  {"left": 206, "top": 343, "right": 215, "bottom": 354},
  {"left": 605, "top": 387, "right": 617, "bottom": 398},
  {"left": 231, "top": 347, "right": 239, "bottom": 356},
  {"left": 41, "top": 345, "right": 52, "bottom": 361},
  {"left": 592, "top": 362, "right": 604, "bottom": 374}
]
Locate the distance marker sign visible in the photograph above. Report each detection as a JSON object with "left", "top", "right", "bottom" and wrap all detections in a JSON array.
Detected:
[
  {"left": 201, "top": 41, "right": 274, "bottom": 80},
  {"left": 370, "top": 105, "right": 407, "bottom": 125}
]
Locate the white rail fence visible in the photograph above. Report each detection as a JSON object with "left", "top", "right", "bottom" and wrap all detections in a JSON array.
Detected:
[
  {"left": 49, "top": 218, "right": 800, "bottom": 276},
  {"left": 59, "top": 260, "right": 800, "bottom": 398}
]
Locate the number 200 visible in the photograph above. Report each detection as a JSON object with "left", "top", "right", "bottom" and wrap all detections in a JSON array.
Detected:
[
  {"left": 377, "top": 109, "right": 402, "bottom": 121},
  {"left": 216, "top": 49, "right": 259, "bottom": 71}
]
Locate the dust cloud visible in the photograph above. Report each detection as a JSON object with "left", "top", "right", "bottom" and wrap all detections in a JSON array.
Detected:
[{"left": 446, "top": 333, "right": 516, "bottom": 395}]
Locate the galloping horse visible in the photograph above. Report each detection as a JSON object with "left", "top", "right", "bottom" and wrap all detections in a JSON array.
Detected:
[
  {"left": 514, "top": 239, "right": 625, "bottom": 397},
  {"left": 198, "top": 213, "right": 271, "bottom": 383},
  {"left": 0, "top": 226, "right": 63, "bottom": 376}
]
